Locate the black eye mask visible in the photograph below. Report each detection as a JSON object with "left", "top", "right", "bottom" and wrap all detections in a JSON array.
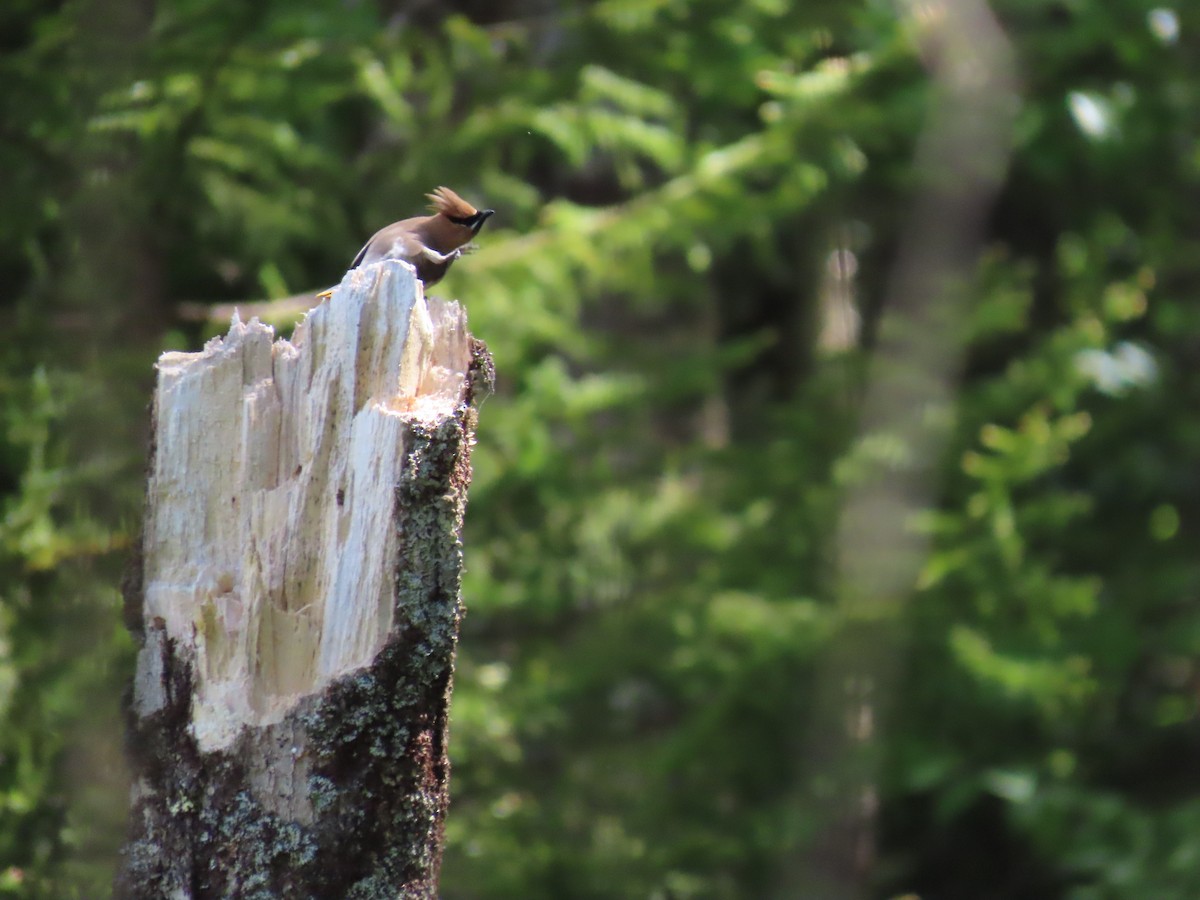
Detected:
[{"left": 448, "top": 209, "right": 495, "bottom": 234}]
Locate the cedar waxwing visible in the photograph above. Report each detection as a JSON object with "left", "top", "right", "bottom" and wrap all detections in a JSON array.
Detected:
[{"left": 319, "top": 187, "right": 493, "bottom": 297}]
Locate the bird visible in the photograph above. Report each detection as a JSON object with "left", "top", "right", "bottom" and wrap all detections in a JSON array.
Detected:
[{"left": 318, "top": 187, "right": 493, "bottom": 298}]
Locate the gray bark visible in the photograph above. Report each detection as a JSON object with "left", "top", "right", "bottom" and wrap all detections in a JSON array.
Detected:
[{"left": 116, "top": 261, "right": 492, "bottom": 899}]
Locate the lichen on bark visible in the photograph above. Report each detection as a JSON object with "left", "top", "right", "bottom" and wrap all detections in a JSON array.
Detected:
[{"left": 116, "top": 265, "right": 490, "bottom": 899}]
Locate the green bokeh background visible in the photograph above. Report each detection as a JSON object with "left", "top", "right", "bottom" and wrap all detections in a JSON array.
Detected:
[{"left": 2, "top": 0, "right": 1199, "bottom": 897}]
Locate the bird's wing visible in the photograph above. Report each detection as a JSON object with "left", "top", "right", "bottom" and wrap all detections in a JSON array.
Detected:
[
  {"left": 350, "top": 237, "right": 372, "bottom": 269},
  {"left": 353, "top": 219, "right": 425, "bottom": 269}
]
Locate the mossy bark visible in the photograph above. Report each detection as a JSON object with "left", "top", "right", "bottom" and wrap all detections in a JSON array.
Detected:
[{"left": 116, "top": 265, "right": 490, "bottom": 899}]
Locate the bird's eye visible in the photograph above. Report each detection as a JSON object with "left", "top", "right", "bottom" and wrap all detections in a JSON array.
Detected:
[{"left": 447, "top": 214, "right": 475, "bottom": 226}]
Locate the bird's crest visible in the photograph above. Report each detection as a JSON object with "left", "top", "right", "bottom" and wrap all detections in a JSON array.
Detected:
[{"left": 427, "top": 186, "right": 478, "bottom": 218}]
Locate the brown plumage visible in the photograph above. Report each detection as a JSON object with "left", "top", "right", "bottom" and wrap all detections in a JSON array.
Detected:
[
  {"left": 350, "top": 188, "right": 492, "bottom": 286},
  {"left": 320, "top": 187, "right": 493, "bottom": 297}
]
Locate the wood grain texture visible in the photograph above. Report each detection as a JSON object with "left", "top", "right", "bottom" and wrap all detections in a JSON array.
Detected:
[{"left": 117, "top": 260, "right": 490, "bottom": 899}]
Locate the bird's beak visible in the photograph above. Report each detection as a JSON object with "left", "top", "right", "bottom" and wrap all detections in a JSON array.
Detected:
[{"left": 472, "top": 209, "right": 495, "bottom": 235}]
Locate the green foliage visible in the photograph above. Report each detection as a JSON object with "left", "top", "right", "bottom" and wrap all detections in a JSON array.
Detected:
[
  {"left": 0, "top": 364, "right": 133, "bottom": 897},
  {"left": 2, "top": 0, "right": 1199, "bottom": 896}
]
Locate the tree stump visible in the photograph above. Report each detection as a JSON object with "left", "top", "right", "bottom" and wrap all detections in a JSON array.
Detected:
[{"left": 116, "top": 261, "right": 492, "bottom": 899}]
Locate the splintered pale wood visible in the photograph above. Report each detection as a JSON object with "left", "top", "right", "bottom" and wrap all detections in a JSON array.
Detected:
[
  {"left": 119, "top": 260, "right": 487, "bottom": 897},
  {"left": 142, "top": 262, "right": 470, "bottom": 751}
]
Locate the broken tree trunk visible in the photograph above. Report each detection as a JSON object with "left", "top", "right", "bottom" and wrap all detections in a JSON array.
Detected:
[{"left": 116, "top": 261, "right": 492, "bottom": 899}]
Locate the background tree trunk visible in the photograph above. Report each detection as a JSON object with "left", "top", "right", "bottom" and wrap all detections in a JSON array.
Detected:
[{"left": 115, "top": 262, "right": 492, "bottom": 899}]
